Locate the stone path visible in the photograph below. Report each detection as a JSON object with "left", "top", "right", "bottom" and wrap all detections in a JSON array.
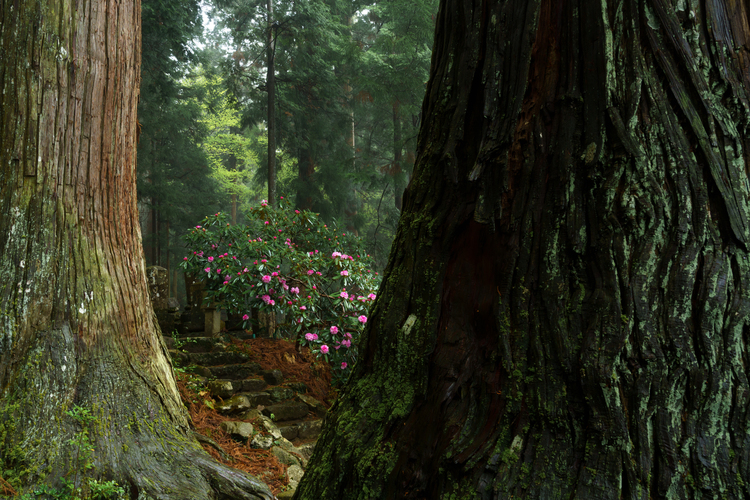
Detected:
[{"left": 163, "top": 332, "right": 325, "bottom": 498}]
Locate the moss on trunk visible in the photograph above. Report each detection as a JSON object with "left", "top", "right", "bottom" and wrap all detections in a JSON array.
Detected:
[{"left": 296, "top": 0, "right": 750, "bottom": 498}]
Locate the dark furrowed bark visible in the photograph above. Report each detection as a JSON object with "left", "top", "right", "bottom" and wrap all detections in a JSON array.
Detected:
[
  {"left": 296, "top": 0, "right": 750, "bottom": 498},
  {"left": 0, "top": 1, "right": 272, "bottom": 498}
]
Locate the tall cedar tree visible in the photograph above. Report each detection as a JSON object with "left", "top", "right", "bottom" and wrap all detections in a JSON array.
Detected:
[
  {"left": 296, "top": 0, "right": 750, "bottom": 498},
  {"left": 0, "top": 1, "right": 272, "bottom": 497}
]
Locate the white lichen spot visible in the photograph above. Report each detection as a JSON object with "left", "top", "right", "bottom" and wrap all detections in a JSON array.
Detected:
[
  {"left": 401, "top": 314, "right": 417, "bottom": 337},
  {"left": 61, "top": 365, "right": 66, "bottom": 372},
  {"left": 510, "top": 435, "right": 523, "bottom": 454},
  {"left": 78, "top": 303, "right": 86, "bottom": 314},
  {"left": 19, "top": 260, "right": 25, "bottom": 268}
]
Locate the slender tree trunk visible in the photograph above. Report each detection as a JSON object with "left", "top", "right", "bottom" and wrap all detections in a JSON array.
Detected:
[
  {"left": 0, "top": 1, "right": 272, "bottom": 497},
  {"left": 267, "top": 0, "right": 277, "bottom": 208},
  {"left": 296, "top": 104, "right": 316, "bottom": 210},
  {"left": 296, "top": 0, "right": 750, "bottom": 498},
  {"left": 392, "top": 100, "right": 404, "bottom": 211}
]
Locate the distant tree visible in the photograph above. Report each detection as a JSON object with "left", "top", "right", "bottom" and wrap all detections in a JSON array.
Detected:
[
  {"left": 349, "top": 0, "right": 438, "bottom": 266},
  {"left": 218, "top": 0, "right": 363, "bottom": 216},
  {"left": 296, "top": 0, "right": 750, "bottom": 497},
  {"left": 190, "top": 72, "right": 259, "bottom": 223},
  {"left": 0, "top": 0, "right": 272, "bottom": 497},
  {"left": 138, "top": 0, "right": 223, "bottom": 269}
]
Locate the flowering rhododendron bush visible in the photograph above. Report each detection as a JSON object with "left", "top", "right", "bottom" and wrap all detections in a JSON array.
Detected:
[{"left": 180, "top": 199, "right": 381, "bottom": 382}]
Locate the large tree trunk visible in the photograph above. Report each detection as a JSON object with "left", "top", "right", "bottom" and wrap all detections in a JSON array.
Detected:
[
  {"left": 0, "top": 1, "right": 272, "bottom": 498},
  {"left": 296, "top": 0, "right": 750, "bottom": 498}
]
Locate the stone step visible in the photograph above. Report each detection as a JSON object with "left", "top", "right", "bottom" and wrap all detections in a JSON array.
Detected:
[
  {"left": 207, "top": 378, "right": 308, "bottom": 399},
  {"left": 176, "top": 336, "right": 225, "bottom": 353},
  {"left": 276, "top": 419, "right": 323, "bottom": 441},
  {"left": 202, "top": 363, "right": 262, "bottom": 379},
  {"left": 188, "top": 351, "right": 251, "bottom": 366}
]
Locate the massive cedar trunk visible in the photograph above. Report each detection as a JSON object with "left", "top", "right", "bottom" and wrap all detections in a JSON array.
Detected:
[
  {"left": 0, "top": 1, "right": 273, "bottom": 498},
  {"left": 297, "top": 0, "right": 750, "bottom": 498}
]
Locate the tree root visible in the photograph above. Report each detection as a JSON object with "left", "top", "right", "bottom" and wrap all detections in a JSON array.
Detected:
[{"left": 193, "top": 430, "right": 233, "bottom": 462}]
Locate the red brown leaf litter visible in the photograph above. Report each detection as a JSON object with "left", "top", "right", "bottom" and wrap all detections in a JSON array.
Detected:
[
  {"left": 176, "top": 337, "right": 336, "bottom": 496},
  {"left": 231, "top": 337, "right": 335, "bottom": 406},
  {"left": 1, "top": 476, "right": 17, "bottom": 497}
]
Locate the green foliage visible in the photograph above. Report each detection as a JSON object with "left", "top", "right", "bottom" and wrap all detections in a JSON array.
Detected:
[
  {"left": 207, "top": 0, "right": 437, "bottom": 268},
  {"left": 180, "top": 198, "right": 381, "bottom": 383},
  {"left": 138, "top": 0, "right": 225, "bottom": 271}
]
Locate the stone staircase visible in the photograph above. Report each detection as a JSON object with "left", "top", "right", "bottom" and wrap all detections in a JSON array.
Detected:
[{"left": 163, "top": 332, "right": 326, "bottom": 498}]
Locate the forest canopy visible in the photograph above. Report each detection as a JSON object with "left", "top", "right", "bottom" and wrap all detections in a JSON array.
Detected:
[{"left": 136, "top": 0, "right": 439, "bottom": 284}]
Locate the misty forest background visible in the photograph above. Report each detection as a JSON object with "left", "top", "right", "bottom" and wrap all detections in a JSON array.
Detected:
[{"left": 138, "top": 0, "right": 438, "bottom": 303}]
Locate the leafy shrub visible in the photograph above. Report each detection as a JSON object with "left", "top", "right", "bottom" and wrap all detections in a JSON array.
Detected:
[{"left": 181, "top": 198, "right": 380, "bottom": 382}]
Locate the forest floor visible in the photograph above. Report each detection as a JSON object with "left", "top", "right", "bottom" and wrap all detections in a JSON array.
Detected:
[{"left": 175, "top": 337, "right": 337, "bottom": 496}]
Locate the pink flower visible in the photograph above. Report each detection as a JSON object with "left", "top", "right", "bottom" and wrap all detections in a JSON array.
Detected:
[
  {"left": 358, "top": 315, "right": 367, "bottom": 324},
  {"left": 287, "top": 301, "right": 293, "bottom": 305},
  {"left": 341, "top": 362, "right": 347, "bottom": 369},
  {"left": 307, "top": 270, "right": 314, "bottom": 275},
  {"left": 183, "top": 257, "right": 188, "bottom": 261},
  {"left": 261, "top": 259, "right": 268, "bottom": 263},
  {"left": 208, "top": 256, "right": 214, "bottom": 262},
  {"left": 262, "top": 295, "right": 271, "bottom": 304},
  {"left": 332, "top": 251, "right": 341, "bottom": 258},
  {"left": 368, "top": 293, "right": 377, "bottom": 300},
  {"left": 262, "top": 275, "right": 272, "bottom": 283},
  {"left": 242, "top": 314, "right": 249, "bottom": 321},
  {"left": 300, "top": 306, "right": 307, "bottom": 311},
  {"left": 269, "top": 299, "right": 275, "bottom": 305},
  {"left": 204, "top": 267, "right": 211, "bottom": 273},
  {"left": 342, "top": 339, "right": 351, "bottom": 348},
  {"left": 321, "top": 345, "right": 329, "bottom": 354},
  {"left": 340, "top": 291, "right": 348, "bottom": 299},
  {"left": 265, "top": 221, "right": 270, "bottom": 225},
  {"left": 295, "top": 210, "right": 300, "bottom": 214},
  {"left": 330, "top": 326, "right": 339, "bottom": 335},
  {"left": 272, "top": 272, "right": 279, "bottom": 277},
  {"left": 305, "top": 332, "right": 315, "bottom": 341},
  {"left": 291, "top": 287, "right": 300, "bottom": 294},
  {"left": 196, "top": 225, "right": 202, "bottom": 229},
  {"left": 340, "top": 270, "right": 349, "bottom": 276}
]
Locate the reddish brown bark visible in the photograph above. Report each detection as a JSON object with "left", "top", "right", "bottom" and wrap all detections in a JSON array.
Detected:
[{"left": 0, "top": 1, "right": 272, "bottom": 497}]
